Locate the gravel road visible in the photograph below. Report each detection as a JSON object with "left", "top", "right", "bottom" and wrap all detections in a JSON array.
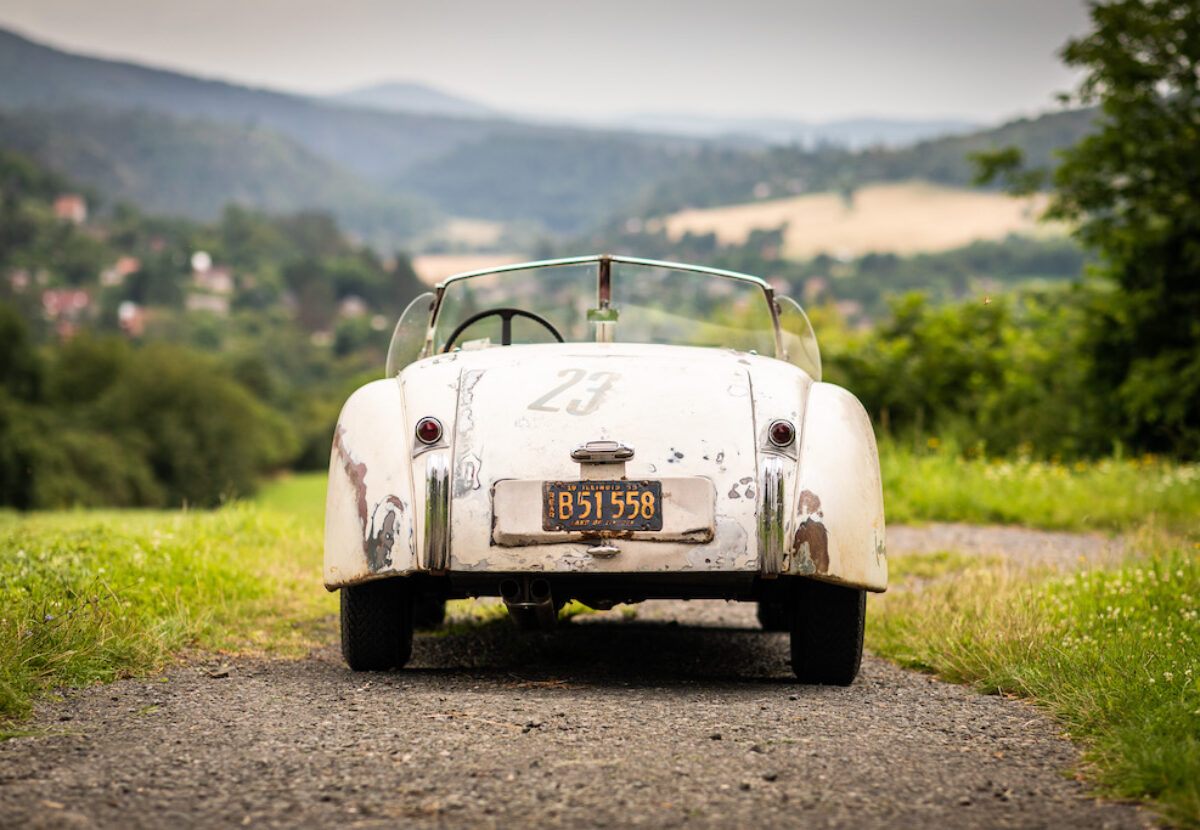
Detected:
[{"left": 1, "top": 525, "right": 1154, "bottom": 829}]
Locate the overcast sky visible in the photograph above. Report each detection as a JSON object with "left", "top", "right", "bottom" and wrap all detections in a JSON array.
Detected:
[{"left": 0, "top": 0, "right": 1091, "bottom": 124}]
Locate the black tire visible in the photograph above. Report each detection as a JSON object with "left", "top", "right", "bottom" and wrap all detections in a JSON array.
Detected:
[
  {"left": 340, "top": 578, "right": 413, "bottom": 671},
  {"left": 789, "top": 579, "right": 865, "bottom": 685},
  {"left": 412, "top": 595, "right": 447, "bottom": 630},
  {"left": 756, "top": 600, "right": 790, "bottom": 632}
]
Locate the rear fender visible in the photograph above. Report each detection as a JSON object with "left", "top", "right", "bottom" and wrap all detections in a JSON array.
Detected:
[
  {"left": 324, "top": 379, "right": 419, "bottom": 589},
  {"left": 787, "top": 382, "right": 887, "bottom": 591}
]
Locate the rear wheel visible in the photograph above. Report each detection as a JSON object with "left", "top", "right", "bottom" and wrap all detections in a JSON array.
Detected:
[
  {"left": 789, "top": 579, "right": 865, "bottom": 685},
  {"left": 340, "top": 578, "right": 413, "bottom": 671}
]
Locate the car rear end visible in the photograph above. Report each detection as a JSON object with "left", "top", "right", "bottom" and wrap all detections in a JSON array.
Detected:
[{"left": 325, "top": 256, "right": 885, "bottom": 683}]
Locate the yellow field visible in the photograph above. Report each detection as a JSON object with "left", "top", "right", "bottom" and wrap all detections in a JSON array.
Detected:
[
  {"left": 412, "top": 253, "right": 526, "bottom": 286},
  {"left": 653, "top": 181, "right": 1067, "bottom": 259},
  {"left": 436, "top": 218, "right": 506, "bottom": 247}
]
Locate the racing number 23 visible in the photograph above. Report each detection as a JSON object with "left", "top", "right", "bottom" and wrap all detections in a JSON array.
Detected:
[{"left": 528, "top": 369, "right": 618, "bottom": 416}]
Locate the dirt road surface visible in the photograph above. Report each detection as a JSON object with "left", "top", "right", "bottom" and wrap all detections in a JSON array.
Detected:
[{"left": 1, "top": 526, "right": 1153, "bottom": 829}]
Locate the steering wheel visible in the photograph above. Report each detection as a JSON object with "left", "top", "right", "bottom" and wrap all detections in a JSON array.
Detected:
[{"left": 442, "top": 307, "right": 564, "bottom": 352}]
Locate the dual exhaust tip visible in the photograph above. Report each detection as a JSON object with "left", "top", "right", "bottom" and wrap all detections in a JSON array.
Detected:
[{"left": 499, "top": 577, "right": 555, "bottom": 630}]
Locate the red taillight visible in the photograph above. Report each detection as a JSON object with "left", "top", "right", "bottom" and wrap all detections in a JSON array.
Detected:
[
  {"left": 768, "top": 419, "right": 795, "bottom": 447},
  {"left": 415, "top": 417, "right": 443, "bottom": 445}
]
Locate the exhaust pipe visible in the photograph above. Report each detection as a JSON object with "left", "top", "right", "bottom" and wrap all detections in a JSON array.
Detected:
[
  {"left": 529, "top": 578, "right": 552, "bottom": 604},
  {"left": 500, "top": 576, "right": 557, "bottom": 631},
  {"left": 499, "top": 578, "right": 522, "bottom": 604}
]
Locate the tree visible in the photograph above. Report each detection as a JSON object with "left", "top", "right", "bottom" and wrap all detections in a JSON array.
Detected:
[
  {"left": 975, "top": 0, "right": 1200, "bottom": 455},
  {"left": 93, "top": 344, "right": 297, "bottom": 506},
  {"left": 0, "top": 303, "right": 42, "bottom": 401},
  {"left": 388, "top": 253, "right": 425, "bottom": 313}
]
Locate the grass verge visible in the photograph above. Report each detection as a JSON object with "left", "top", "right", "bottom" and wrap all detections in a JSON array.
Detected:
[
  {"left": 870, "top": 538, "right": 1200, "bottom": 827},
  {"left": 0, "top": 488, "right": 333, "bottom": 725},
  {"left": 881, "top": 438, "right": 1200, "bottom": 532}
]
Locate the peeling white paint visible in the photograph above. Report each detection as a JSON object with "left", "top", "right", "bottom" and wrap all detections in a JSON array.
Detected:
[
  {"left": 789, "top": 382, "right": 888, "bottom": 591},
  {"left": 325, "top": 343, "right": 885, "bottom": 594}
]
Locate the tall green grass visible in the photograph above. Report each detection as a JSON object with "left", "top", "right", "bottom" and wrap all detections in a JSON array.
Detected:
[
  {"left": 871, "top": 539, "right": 1200, "bottom": 826},
  {"left": 0, "top": 496, "right": 333, "bottom": 726},
  {"left": 255, "top": 473, "right": 327, "bottom": 517},
  {"left": 881, "top": 438, "right": 1200, "bottom": 531}
]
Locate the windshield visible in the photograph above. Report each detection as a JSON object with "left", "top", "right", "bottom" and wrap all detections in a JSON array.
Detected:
[
  {"left": 387, "top": 256, "right": 821, "bottom": 379},
  {"left": 433, "top": 262, "right": 594, "bottom": 353},
  {"left": 610, "top": 261, "right": 776, "bottom": 354}
]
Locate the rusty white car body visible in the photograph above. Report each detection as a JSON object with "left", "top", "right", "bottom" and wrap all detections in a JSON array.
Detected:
[{"left": 326, "top": 255, "right": 885, "bottom": 683}]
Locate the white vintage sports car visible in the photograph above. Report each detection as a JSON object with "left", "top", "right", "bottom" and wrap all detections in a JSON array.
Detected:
[{"left": 325, "top": 255, "right": 886, "bottom": 684}]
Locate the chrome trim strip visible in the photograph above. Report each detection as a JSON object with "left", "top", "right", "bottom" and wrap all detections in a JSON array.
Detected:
[
  {"left": 434, "top": 254, "right": 773, "bottom": 291},
  {"left": 758, "top": 456, "right": 786, "bottom": 576},
  {"left": 411, "top": 440, "right": 447, "bottom": 459},
  {"left": 424, "top": 453, "right": 451, "bottom": 571}
]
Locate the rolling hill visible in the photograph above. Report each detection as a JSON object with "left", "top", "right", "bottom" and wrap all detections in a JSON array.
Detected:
[
  {"left": 654, "top": 181, "right": 1066, "bottom": 259},
  {"left": 0, "top": 108, "right": 434, "bottom": 240},
  {"left": 616, "top": 113, "right": 978, "bottom": 149},
  {"left": 0, "top": 26, "right": 1096, "bottom": 244},
  {"left": 0, "top": 26, "right": 699, "bottom": 235},
  {"left": 632, "top": 109, "right": 1096, "bottom": 218},
  {"left": 0, "top": 27, "right": 487, "bottom": 178},
  {"left": 325, "top": 82, "right": 495, "bottom": 118}
]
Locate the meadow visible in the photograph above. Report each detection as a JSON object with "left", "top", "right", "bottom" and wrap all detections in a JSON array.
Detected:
[
  {"left": 2, "top": 449, "right": 1198, "bottom": 824},
  {"left": 882, "top": 438, "right": 1200, "bottom": 533},
  {"left": 0, "top": 490, "right": 333, "bottom": 730},
  {"left": 872, "top": 538, "right": 1200, "bottom": 826},
  {"left": 874, "top": 440, "right": 1200, "bottom": 825},
  {"left": 654, "top": 181, "right": 1067, "bottom": 258}
]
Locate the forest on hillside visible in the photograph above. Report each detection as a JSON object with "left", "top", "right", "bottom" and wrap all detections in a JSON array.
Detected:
[
  {"left": 0, "top": 147, "right": 425, "bottom": 508},
  {"left": 0, "top": 25, "right": 1095, "bottom": 242}
]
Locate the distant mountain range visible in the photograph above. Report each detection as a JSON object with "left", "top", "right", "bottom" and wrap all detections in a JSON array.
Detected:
[
  {"left": 0, "top": 107, "right": 434, "bottom": 242},
  {"left": 629, "top": 108, "right": 1096, "bottom": 218},
  {"left": 613, "top": 114, "right": 978, "bottom": 149},
  {"left": 0, "top": 25, "right": 1095, "bottom": 243},
  {"left": 325, "top": 82, "right": 496, "bottom": 119},
  {"left": 322, "top": 85, "right": 978, "bottom": 150},
  {"left": 0, "top": 27, "right": 502, "bottom": 178}
]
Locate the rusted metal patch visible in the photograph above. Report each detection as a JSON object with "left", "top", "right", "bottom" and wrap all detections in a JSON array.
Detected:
[
  {"left": 366, "top": 496, "right": 405, "bottom": 570},
  {"left": 333, "top": 422, "right": 411, "bottom": 571},
  {"left": 797, "top": 489, "right": 821, "bottom": 517},
  {"left": 792, "top": 520, "right": 830, "bottom": 574},
  {"left": 727, "top": 477, "right": 755, "bottom": 500},
  {"left": 792, "top": 489, "right": 829, "bottom": 574},
  {"left": 333, "top": 424, "right": 369, "bottom": 534}
]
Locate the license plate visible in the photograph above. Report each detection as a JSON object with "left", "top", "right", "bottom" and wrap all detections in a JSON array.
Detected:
[{"left": 542, "top": 480, "right": 663, "bottom": 532}]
